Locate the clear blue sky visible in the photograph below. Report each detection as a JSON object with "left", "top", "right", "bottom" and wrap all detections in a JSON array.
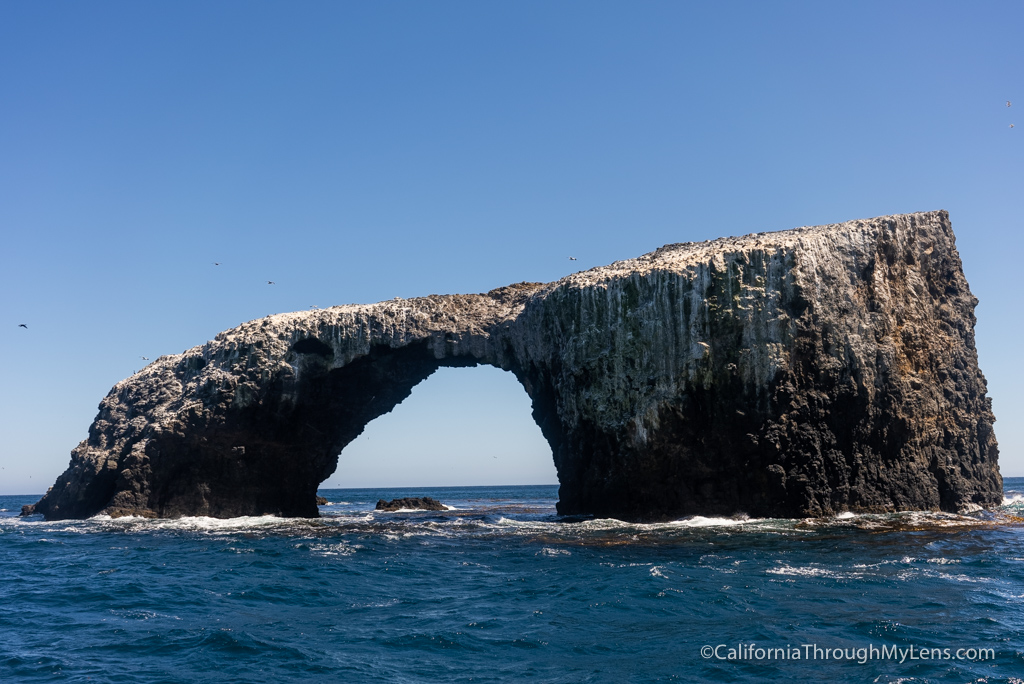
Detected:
[{"left": 1, "top": 1, "right": 1021, "bottom": 494}]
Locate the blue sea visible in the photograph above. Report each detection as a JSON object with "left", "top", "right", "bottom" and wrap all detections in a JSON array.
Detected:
[{"left": 3, "top": 480, "right": 1024, "bottom": 683}]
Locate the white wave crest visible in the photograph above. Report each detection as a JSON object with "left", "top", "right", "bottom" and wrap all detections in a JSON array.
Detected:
[
  {"left": 538, "top": 547, "right": 571, "bottom": 557},
  {"left": 767, "top": 564, "right": 865, "bottom": 580},
  {"left": 668, "top": 516, "right": 760, "bottom": 528},
  {"left": 83, "top": 513, "right": 312, "bottom": 534},
  {"left": 305, "top": 541, "right": 360, "bottom": 557}
]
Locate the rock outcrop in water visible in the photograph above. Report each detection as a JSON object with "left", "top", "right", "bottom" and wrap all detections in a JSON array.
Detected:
[
  {"left": 24, "top": 211, "right": 1001, "bottom": 521},
  {"left": 375, "top": 497, "right": 447, "bottom": 512}
]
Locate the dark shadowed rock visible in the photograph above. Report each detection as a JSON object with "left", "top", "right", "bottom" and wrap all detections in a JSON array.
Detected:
[
  {"left": 315, "top": 496, "right": 328, "bottom": 506},
  {"left": 24, "top": 211, "right": 1001, "bottom": 521},
  {"left": 375, "top": 497, "right": 447, "bottom": 512}
]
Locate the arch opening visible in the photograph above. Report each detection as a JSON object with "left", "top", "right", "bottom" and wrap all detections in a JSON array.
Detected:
[{"left": 327, "top": 365, "right": 557, "bottom": 489}]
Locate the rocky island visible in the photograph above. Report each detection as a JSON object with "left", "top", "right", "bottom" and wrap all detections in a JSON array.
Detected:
[
  {"left": 23, "top": 211, "right": 1001, "bottom": 521},
  {"left": 375, "top": 497, "right": 448, "bottom": 512}
]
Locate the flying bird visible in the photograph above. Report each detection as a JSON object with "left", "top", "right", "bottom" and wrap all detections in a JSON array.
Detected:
[
  {"left": 18, "top": 324, "right": 27, "bottom": 328},
  {"left": 267, "top": 281, "right": 276, "bottom": 285},
  {"left": 140, "top": 356, "right": 150, "bottom": 360},
  {"left": 213, "top": 262, "right": 221, "bottom": 266},
  {"left": 568, "top": 256, "right": 577, "bottom": 261},
  {"left": 1008, "top": 101, "right": 1013, "bottom": 107}
]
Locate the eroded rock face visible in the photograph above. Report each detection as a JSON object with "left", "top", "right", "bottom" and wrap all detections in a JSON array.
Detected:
[
  {"left": 25, "top": 211, "right": 1001, "bottom": 521},
  {"left": 375, "top": 497, "right": 447, "bottom": 512}
]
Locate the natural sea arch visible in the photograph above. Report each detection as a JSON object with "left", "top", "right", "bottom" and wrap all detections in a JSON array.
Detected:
[
  {"left": 253, "top": 334, "right": 568, "bottom": 518},
  {"left": 329, "top": 365, "right": 557, "bottom": 489},
  {"left": 27, "top": 213, "right": 1002, "bottom": 521}
]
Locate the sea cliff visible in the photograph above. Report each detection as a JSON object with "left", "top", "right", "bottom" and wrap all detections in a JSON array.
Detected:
[{"left": 25, "top": 211, "right": 1001, "bottom": 520}]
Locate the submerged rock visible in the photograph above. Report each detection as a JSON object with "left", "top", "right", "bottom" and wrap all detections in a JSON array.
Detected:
[
  {"left": 375, "top": 497, "right": 447, "bottom": 512},
  {"left": 25, "top": 211, "right": 1001, "bottom": 521}
]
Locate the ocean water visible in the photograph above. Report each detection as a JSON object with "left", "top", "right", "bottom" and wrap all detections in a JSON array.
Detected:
[{"left": 2, "top": 481, "right": 1024, "bottom": 683}]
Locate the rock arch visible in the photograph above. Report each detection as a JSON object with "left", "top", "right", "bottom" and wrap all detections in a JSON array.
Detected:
[{"left": 26, "top": 212, "right": 1002, "bottom": 520}]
